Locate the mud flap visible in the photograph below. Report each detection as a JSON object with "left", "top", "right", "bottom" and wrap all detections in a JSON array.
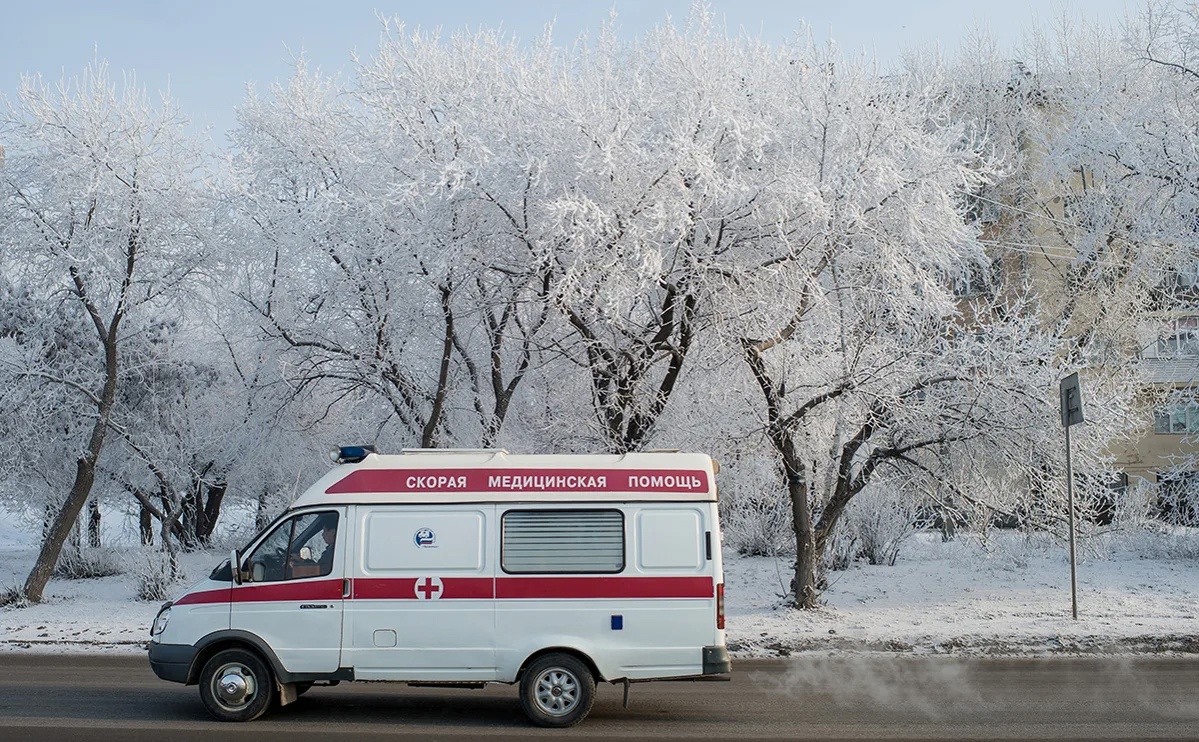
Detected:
[{"left": 278, "top": 682, "right": 298, "bottom": 707}]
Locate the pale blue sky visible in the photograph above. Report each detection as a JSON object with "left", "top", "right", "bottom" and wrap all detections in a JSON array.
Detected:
[{"left": 2, "top": 1, "right": 1136, "bottom": 145}]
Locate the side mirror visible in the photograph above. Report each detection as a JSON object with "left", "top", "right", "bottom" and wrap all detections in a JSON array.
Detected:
[
  {"left": 229, "top": 549, "right": 242, "bottom": 585},
  {"left": 252, "top": 561, "right": 265, "bottom": 583},
  {"left": 299, "top": 546, "right": 313, "bottom": 561}
]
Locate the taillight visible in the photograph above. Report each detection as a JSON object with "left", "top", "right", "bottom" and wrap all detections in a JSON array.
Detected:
[{"left": 716, "top": 582, "right": 725, "bottom": 630}]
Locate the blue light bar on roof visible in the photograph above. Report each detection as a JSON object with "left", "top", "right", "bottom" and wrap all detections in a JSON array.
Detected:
[{"left": 330, "top": 445, "right": 377, "bottom": 464}]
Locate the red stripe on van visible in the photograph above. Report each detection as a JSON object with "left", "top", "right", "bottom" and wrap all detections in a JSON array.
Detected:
[
  {"left": 326, "top": 468, "right": 710, "bottom": 495},
  {"left": 173, "top": 587, "right": 231, "bottom": 606},
  {"left": 230, "top": 579, "right": 343, "bottom": 603},
  {"left": 353, "top": 577, "right": 494, "bottom": 600},
  {"left": 172, "top": 576, "right": 712, "bottom": 605},
  {"left": 495, "top": 576, "right": 713, "bottom": 599}
]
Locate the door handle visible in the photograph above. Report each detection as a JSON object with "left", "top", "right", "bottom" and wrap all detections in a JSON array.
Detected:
[{"left": 343, "top": 578, "right": 351, "bottom": 598}]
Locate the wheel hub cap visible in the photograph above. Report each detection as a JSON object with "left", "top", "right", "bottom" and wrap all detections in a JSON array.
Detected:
[
  {"left": 535, "top": 669, "right": 578, "bottom": 715},
  {"left": 217, "top": 669, "right": 253, "bottom": 706}
]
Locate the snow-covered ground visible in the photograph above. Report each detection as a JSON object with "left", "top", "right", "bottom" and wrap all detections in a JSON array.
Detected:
[
  {"left": 2, "top": 526, "right": 1198, "bottom": 656},
  {"left": 726, "top": 532, "right": 1199, "bottom": 656}
]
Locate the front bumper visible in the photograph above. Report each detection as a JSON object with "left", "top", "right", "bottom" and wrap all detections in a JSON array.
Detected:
[
  {"left": 148, "top": 642, "right": 197, "bottom": 684},
  {"left": 702, "top": 645, "right": 731, "bottom": 675}
]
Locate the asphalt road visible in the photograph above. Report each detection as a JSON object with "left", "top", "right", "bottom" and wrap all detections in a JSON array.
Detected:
[{"left": 0, "top": 653, "right": 1197, "bottom": 740}]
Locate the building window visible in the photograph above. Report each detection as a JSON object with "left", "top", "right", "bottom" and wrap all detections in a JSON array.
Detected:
[
  {"left": 1174, "top": 259, "right": 1199, "bottom": 288},
  {"left": 1157, "top": 316, "right": 1199, "bottom": 358},
  {"left": 1154, "top": 403, "right": 1199, "bottom": 434},
  {"left": 501, "top": 509, "right": 624, "bottom": 574}
]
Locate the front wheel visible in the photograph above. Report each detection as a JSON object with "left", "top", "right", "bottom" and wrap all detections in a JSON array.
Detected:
[
  {"left": 198, "top": 648, "right": 275, "bottom": 722},
  {"left": 519, "top": 652, "right": 596, "bottom": 728}
]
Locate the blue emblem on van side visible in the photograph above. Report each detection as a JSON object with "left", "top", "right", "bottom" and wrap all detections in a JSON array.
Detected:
[{"left": 414, "top": 528, "right": 436, "bottom": 547}]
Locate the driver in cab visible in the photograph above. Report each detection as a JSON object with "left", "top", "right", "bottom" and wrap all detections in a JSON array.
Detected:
[
  {"left": 287, "top": 515, "right": 337, "bottom": 579},
  {"left": 317, "top": 520, "right": 336, "bottom": 575}
]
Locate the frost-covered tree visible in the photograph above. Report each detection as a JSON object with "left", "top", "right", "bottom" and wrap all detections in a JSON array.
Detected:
[
  {"left": 523, "top": 18, "right": 743, "bottom": 453},
  {"left": 720, "top": 41, "right": 1078, "bottom": 608},
  {"left": 0, "top": 62, "right": 210, "bottom": 601},
  {"left": 231, "top": 39, "right": 559, "bottom": 451},
  {"left": 237, "top": 12, "right": 888, "bottom": 455},
  {"left": 102, "top": 321, "right": 239, "bottom": 552}
]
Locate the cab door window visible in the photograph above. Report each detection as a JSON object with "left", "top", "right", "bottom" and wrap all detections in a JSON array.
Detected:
[{"left": 244, "top": 511, "right": 339, "bottom": 582}]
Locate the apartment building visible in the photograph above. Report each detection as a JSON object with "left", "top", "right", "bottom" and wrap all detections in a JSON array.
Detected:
[{"left": 1122, "top": 277, "right": 1199, "bottom": 518}]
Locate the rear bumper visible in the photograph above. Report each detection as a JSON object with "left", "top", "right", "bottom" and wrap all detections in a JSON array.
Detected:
[
  {"left": 148, "top": 642, "right": 197, "bottom": 684},
  {"left": 702, "top": 645, "right": 731, "bottom": 675}
]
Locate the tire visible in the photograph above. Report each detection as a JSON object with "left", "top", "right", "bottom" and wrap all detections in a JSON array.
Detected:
[
  {"left": 518, "top": 652, "right": 596, "bottom": 728},
  {"left": 198, "top": 648, "right": 275, "bottom": 722}
]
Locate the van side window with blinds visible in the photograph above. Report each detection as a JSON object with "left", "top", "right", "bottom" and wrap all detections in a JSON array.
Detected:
[{"left": 501, "top": 509, "right": 624, "bottom": 574}]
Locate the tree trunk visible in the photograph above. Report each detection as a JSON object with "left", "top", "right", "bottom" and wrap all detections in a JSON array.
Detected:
[
  {"left": 940, "top": 495, "right": 956, "bottom": 543},
  {"left": 139, "top": 503, "right": 154, "bottom": 546},
  {"left": 179, "top": 491, "right": 198, "bottom": 550},
  {"left": 787, "top": 461, "right": 819, "bottom": 610},
  {"left": 741, "top": 338, "right": 822, "bottom": 609},
  {"left": 87, "top": 499, "right": 102, "bottom": 548},
  {"left": 421, "top": 284, "right": 456, "bottom": 448},
  {"left": 159, "top": 517, "right": 181, "bottom": 582},
  {"left": 937, "top": 442, "right": 954, "bottom": 541},
  {"left": 23, "top": 300, "right": 120, "bottom": 602},
  {"left": 23, "top": 430, "right": 106, "bottom": 600},
  {"left": 196, "top": 481, "right": 226, "bottom": 546},
  {"left": 65, "top": 517, "right": 83, "bottom": 566},
  {"left": 255, "top": 488, "right": 272, "bottom": 531}
]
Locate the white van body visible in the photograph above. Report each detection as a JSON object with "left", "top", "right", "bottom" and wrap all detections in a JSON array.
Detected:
[{"left": 149, "top": 449, "right": 730, "bottom": 726}]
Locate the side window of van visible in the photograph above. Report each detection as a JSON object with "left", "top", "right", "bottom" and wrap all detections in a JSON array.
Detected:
[
  {"left": 244, "top": 511, "right": 339, "bottom": 582},
  {"left": 501, "top": 509, "right": 623, "bottom": 574}
]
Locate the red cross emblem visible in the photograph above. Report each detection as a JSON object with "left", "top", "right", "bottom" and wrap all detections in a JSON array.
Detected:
[{"left": 415, "top": 576, "right": 444, "bottom": 600}]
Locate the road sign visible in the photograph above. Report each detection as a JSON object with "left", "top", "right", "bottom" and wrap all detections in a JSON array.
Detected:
[
  {"left": 1058, "top": 371, "right": 1084, "bottom": 619},
  {"left": 1060, "top": 372, "right": 1084, "bottom": 427}
]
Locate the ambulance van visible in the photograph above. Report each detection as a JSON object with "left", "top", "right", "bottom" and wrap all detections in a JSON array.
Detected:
[{"left": 148, "top": 448, "right": 730, "bottom": 727}]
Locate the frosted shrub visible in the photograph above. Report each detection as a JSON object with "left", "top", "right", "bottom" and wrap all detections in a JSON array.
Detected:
[
  {"left": 836, "top": 484, "right": 925, "bottom": 567},
  {"left": 53, "top": 547, "right": 125, "bottom": 580},
  {"left": 1152, "top": 480, "right": 1199, "bottom": 527},
  {"left": 1101, "top": 525, "right": 1199, "bottom": 560},
  {"left": 1087, "top": 479, "right": 1199, "bottom": 560},
  {"left": 0, "top": 587, "right": 28, "bottom": 608},
  {"left": 721, "top": 487, "right": 793, "bottom": 557},
  {"left": 823, "top": 521, "right": 859, "bottom": 571},
  {"left": 990, "top": 529, "right": 1054, "bottom": 570},
  {"left": 134, "top": 550, "right": 182, "bottom": 602}
]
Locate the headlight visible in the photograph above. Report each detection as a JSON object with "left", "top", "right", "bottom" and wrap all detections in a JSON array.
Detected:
[{"left": 151, "top": 606, "right": 172, "bottom": 637}]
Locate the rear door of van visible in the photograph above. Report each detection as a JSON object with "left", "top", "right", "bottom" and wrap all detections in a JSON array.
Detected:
[{"left": 492, "top": 503, "right": 716, "bottom": 681}]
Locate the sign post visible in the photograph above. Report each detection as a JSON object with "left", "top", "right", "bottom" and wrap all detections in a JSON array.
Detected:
[{"left": 1059, "top": 372, "right": 1085, "bottom": 620}]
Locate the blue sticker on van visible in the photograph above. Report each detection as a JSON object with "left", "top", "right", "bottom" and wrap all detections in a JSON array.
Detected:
[{"left": 414, "top": 528, "right": 436, "bottom": 547}]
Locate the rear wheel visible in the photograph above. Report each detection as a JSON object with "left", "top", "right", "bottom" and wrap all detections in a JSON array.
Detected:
[
  {"left": 518, "top": 652, "right": 595, "bottom": 728},
  {"left": 198, "top": 648, "right": 275, "bottom": 722}
]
